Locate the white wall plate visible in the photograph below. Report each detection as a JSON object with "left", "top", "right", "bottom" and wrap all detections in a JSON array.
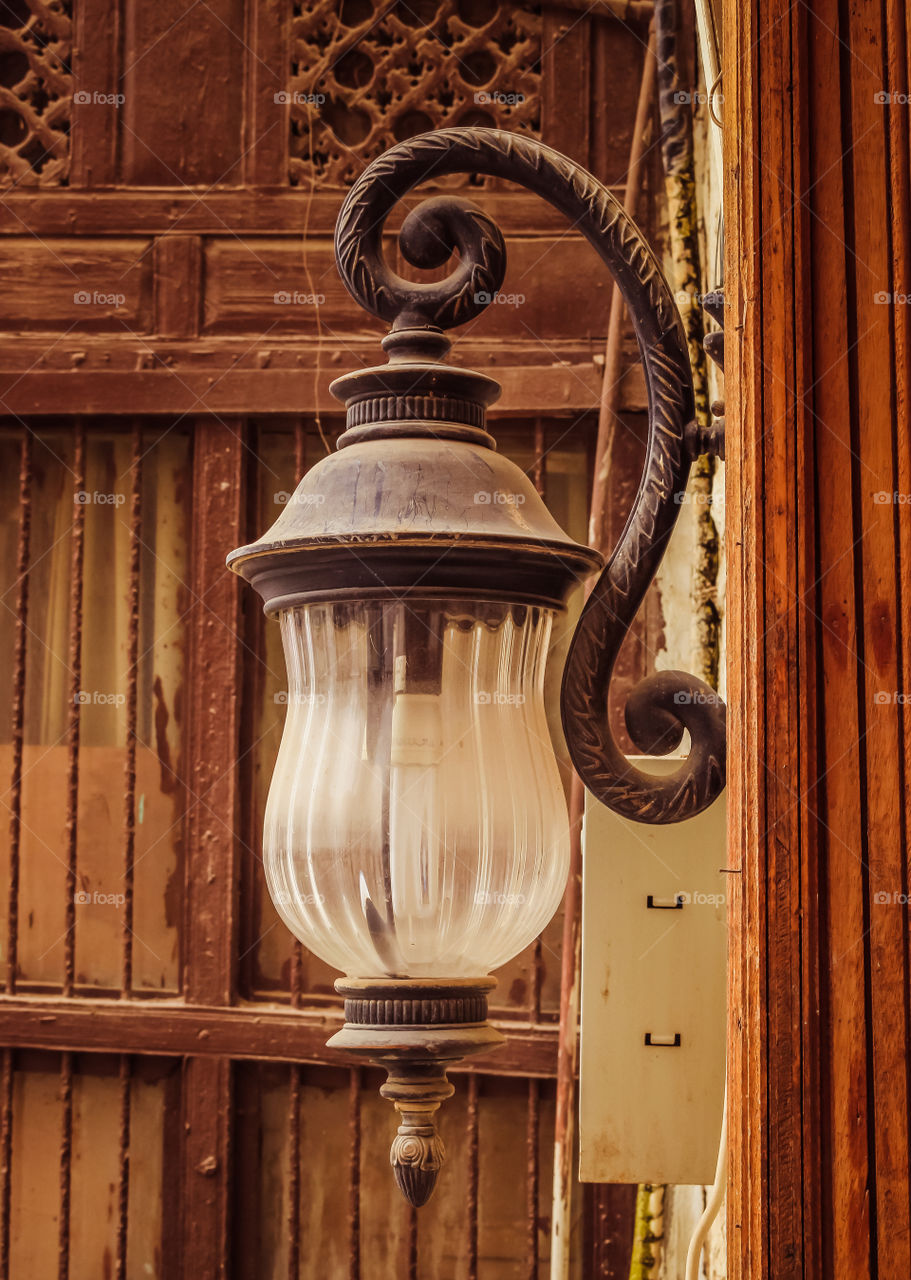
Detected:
[{"left": 579, "top": 757, "right": 727, "bottom": 1185}]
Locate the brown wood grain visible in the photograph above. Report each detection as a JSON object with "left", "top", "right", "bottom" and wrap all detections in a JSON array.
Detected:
[
  {"left": 0, "top": 0, "right": 657, "bottom": 1268},
  {"left": 725, "top": 0, "right": 911, "bottom": 1276}
]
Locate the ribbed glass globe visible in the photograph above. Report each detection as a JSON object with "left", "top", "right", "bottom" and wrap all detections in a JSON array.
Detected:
[{"left": 263, "top": 597, "right": 569, "bottom": 978}]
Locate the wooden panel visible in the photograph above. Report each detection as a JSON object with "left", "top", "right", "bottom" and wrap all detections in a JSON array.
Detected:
[
  {"left": 119, "top": 0, "right": 246, "bottom": 185},
  {"left": 201, "top": 235, "right": 613, "bottom": 341},
  {"left": 0, "top": 238, "right": 153, "bottom": 331},
  {"left": 724, "top": 0, "right": 911, "bottom": 1275},
  {"left": 70, "top": 0, "right": 119, "bottom": 186},
  {"left": 153, "top": 236, "right": 202, "bottom": 338},
  {"left": 7, "top": 1054, "right": 62, "bottom": 1279}
]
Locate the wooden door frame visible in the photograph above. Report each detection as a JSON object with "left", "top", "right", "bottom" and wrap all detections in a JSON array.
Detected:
[{"left": 724, "top": 1, "right": 911, "bottom": 1276}]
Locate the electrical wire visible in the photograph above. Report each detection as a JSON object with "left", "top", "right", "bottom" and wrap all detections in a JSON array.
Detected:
[{"left": 684, "top": 1084, "right": 727, "bottom": 1280}]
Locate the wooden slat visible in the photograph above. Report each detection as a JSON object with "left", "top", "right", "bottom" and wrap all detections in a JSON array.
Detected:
[
  {"left": 153, "top": 237, "right": 202, "bottom": 339},
  {"left": 243, "top": 0, "right": 289, "bottom": 187},
  {"left": 179, "top": 423, "right": 246, "bottom": 1278}
]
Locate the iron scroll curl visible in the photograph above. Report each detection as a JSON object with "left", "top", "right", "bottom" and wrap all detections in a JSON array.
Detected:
[{"left": 334, "top": 127, "right": 726, "bottom": 824}]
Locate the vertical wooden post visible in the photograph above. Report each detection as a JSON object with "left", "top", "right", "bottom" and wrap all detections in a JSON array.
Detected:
[
  {"left": 724, "top": 1, "right": 911, "bottom": 1276},
  {"left": 181, "top": 423, "right": 246, "bottom": 1277}
]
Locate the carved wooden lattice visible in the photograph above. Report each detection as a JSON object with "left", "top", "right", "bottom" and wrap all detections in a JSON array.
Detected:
[
  {"left": 0, "top": 0, "right": 71, "bottom": 185},
  {"left": 288, "top": 0, "right": 541, "bottom": 188}
]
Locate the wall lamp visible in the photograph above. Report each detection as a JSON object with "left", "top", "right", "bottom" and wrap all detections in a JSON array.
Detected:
[{"left": 227, "top": 128, "right": 726, "bottom": 1207}]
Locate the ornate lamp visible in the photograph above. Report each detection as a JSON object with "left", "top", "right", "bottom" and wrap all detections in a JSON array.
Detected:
[{"left": 227, "top": 128, "right": 725, "bottom": 1207}]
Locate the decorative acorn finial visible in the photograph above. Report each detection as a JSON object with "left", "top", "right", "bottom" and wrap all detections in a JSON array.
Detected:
[
  {"left": 327, "top": 978, "right": 504, "bottom": 1205},
  {"left": 381, "top": 1066, "right": 454, "bottom": 1207}
]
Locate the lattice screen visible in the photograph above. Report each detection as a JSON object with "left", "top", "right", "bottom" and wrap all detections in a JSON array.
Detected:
[
  {"left": 288, "top": 0, "right": 542, "bottom": 187},
  {"left": 0, "top": 0, "right": 71, "bottom": 185}
]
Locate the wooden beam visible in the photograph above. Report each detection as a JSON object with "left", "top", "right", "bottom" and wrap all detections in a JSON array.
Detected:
[
  {"left": 0, "top": 192, "right": 600, "bottom": 238},
  {"left": 0, "top": 363, "right": 645, "bottom": 418},
  {"left": 178, "top": 423, "right": 246, "bottom": 1279},
  {"left": 0, "top": 997, "right": 559, "bottom": 1077}
]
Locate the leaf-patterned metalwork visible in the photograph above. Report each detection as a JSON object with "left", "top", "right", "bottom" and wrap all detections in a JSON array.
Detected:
[{"left": 333, "top": 126, "right": 726, "bottom": 823}]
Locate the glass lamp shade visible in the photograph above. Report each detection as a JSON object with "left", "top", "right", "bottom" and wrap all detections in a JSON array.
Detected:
[{"left": 264, "top": 597, "right": 568, "bottom": 979}]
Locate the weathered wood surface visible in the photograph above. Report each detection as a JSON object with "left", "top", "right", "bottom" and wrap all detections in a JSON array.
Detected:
[
  {"left": 725, "top": 0, "right": 911, "bottom": 1276},
  {"left": 0, "top": 0, "right": 658, "bottom": 1269}
]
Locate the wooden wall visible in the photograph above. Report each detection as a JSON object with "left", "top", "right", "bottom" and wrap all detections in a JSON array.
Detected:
[
  {"left": 725, "top": 0, "right": 911, "bottom": 1276},
  {"left": 0, "top": 1, "right": 666, "bottom": 1274}
]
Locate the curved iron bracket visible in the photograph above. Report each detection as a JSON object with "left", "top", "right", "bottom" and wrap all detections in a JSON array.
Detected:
[{"left": 334, "top": 127, "right": 726, "bottom": 824}]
